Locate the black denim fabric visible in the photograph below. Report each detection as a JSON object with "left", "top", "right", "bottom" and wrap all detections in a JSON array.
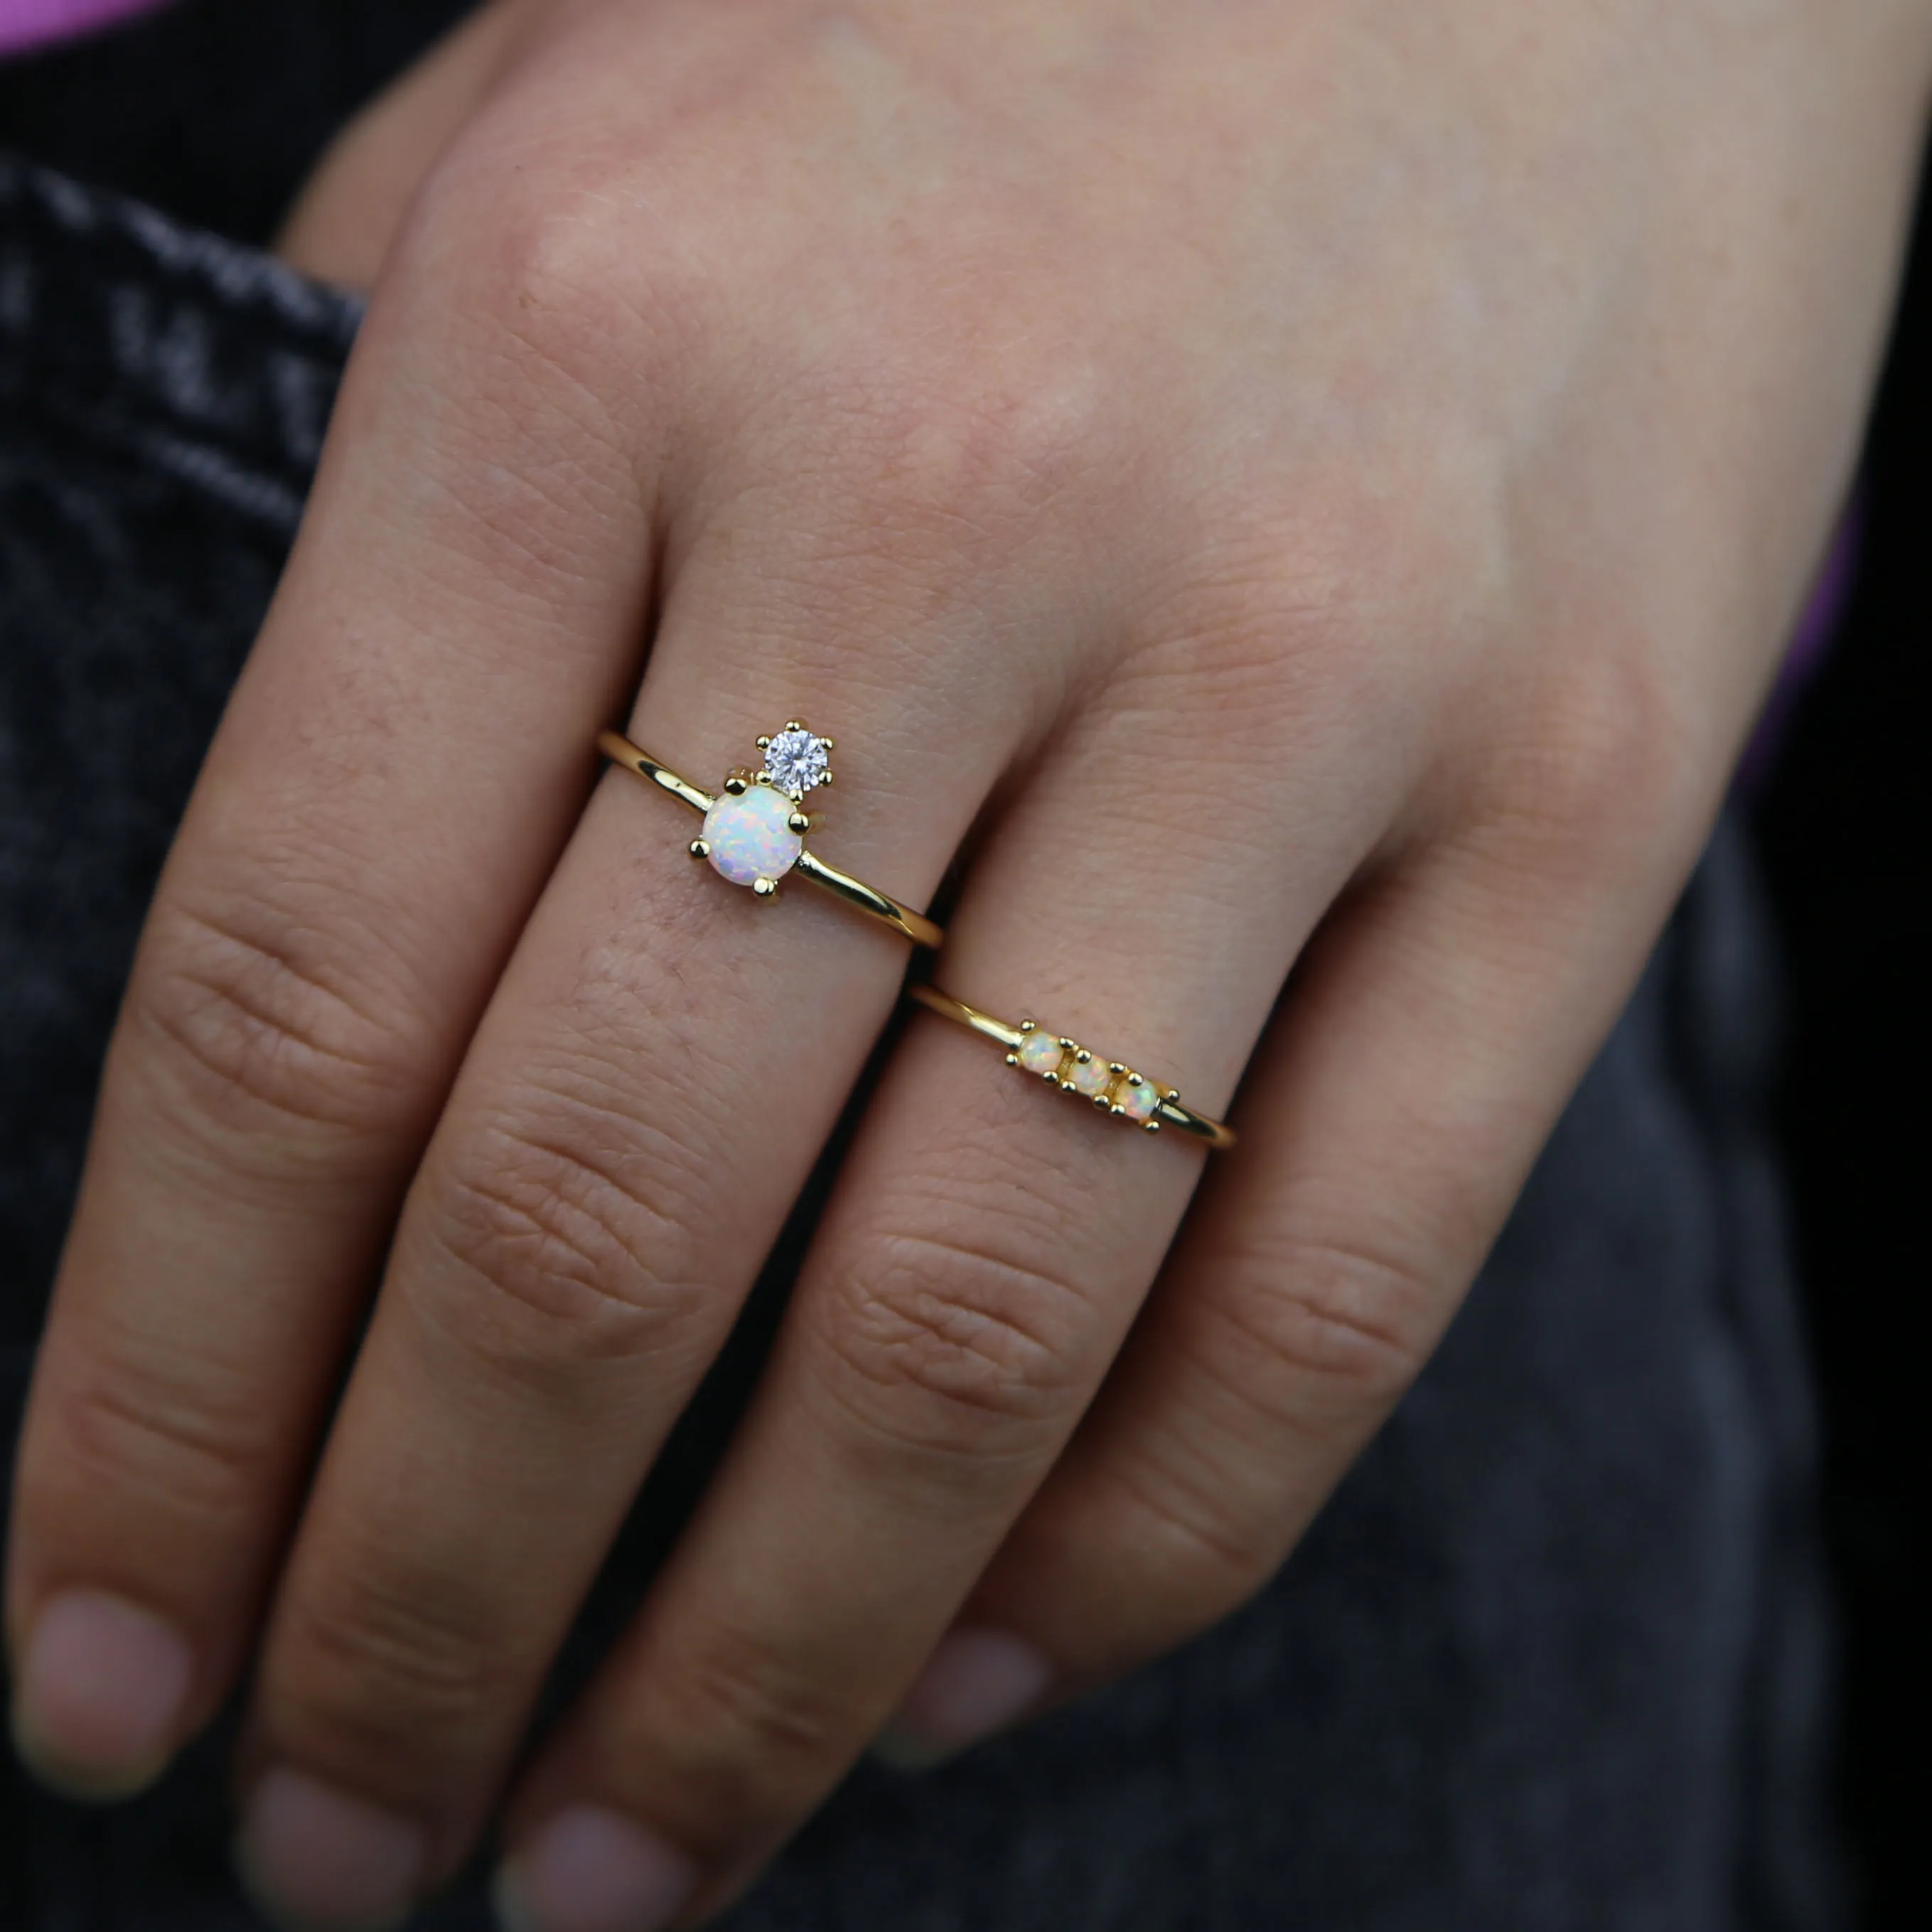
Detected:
[{"left": 0, "top": 154, "right": 1842, "bottom": 1932}]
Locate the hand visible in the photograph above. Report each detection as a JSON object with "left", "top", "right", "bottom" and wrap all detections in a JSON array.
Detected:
[{"left": 9, "top": 1, "right": 1923, "bottom": 1927}]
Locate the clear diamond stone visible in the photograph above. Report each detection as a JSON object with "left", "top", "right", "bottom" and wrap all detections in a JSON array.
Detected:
[{"left": 763, "top": 727, "right": 830, "bottom": 799}]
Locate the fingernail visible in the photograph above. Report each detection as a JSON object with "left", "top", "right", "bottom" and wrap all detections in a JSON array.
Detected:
[
  {"left": 236, "top": 1766, "right": 427, "bottom": 1932},
  {"left": 10, "top": 1588, "right": 195, "bottom": 1800},
  {"left": 874, "top": 1628, "right": 1053, "bottom": 1770},
  {"left": 493, "top": 1805, "right": 699, "bottom": 1932}
]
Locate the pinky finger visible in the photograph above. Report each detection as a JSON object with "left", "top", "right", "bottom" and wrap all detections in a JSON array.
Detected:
[{"left": 884, "top": 810, "right": 1702, "bottom": 1751}]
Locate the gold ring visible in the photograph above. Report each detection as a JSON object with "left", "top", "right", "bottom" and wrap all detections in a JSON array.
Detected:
[
  {"left": 907, "top": 983, "right": 1237, "bottom": 1149},
  {"left": 597, "top": 723, "right": 944, "bottom": 950}
]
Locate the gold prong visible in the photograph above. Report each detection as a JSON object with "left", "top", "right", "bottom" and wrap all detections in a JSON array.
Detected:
[
  {"left": 1110, "top": 1103, "right": 1126, "bottom": 1117},
  {"left": 1144, "top": 1118, "right": 1162, "bottom": 1132},
  {"left": 820, "top": 736, "right": 835, "bottom": 751},
  {"left": 820, "top": 769, "right": 834, "bottom": 787},
  {"left": 1074, "top": 1048, "right": 1093, "bottom": 1064},
  {"left": 756, "top": 736, "right": 771, "bottom": 751},
  {"left": 724, "top": 773, "right": 748, "bottom": 796},
  {"left": 755, "top": 768, "right": 773, "bottom": 788},
  {"left": 1091, "top": 1093, "right": 1110, "bottom": 1110},
  {"left": 688, "top": 839, "right": 710, "bottom": 860},
  {"left": 1164, "top": 1088, "right": 1181, "bottom": 1102},
  {"left": 787, "top": 810, "right": 810, "bottom": 834},
  {"left": 1109, "top": 1062, "right": 1126, "bottom": 1076},
  {"left": 785, "top": 718, "right": 805, "bottom": 732},
  {"left": 1004, "top": 1052, "right": 1021, "bottom": 1066},
  {"left": 1125, "top": 1072, "right": 1144, "bottom": 1086},
  {"left": 1058, "top": 1078, "right": 1077, "bottom": 1092},
  {"left": 1058, "top": 1036, "right": 1075, "bottom": 1050},
  {"left": 752, "top": 876, "right": 778, "bottom": 898},
  {"left": 1019, "top": 1019, "right": 1037, "bottom": 1034}
]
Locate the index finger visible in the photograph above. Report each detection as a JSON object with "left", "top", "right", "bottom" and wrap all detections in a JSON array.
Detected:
[{"left": 4, "top": 183, "right": 661, "bottom": 1796}]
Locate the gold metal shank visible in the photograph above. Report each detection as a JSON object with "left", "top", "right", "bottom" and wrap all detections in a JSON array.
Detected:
[
  {"left": 596, "top": 729, "right": 943, "bottom": 950},
  {"left": 906, "top": 983, "right": 1236, "bottom": 1151}
]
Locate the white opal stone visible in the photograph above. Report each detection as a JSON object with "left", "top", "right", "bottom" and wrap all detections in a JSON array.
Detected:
[
  {"left": 1068, "top": 1055, "right": 1112, "bottom": 1100},
  {"left": 702, "top": 784, "right": 802, "bottom": 888},
  {"left": 1115, "top": 1075, "right": 1159, "bottom": 1123},
  {"left": 1016, "top": 1031, "right": 1065, "bottom": 1077}
]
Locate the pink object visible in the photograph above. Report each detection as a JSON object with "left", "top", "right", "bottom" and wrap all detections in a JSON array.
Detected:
[
  {"left": 0, "top": 0, "right": 166, "bottom": 56},
  {"left": 11, "top": 1587, "right": 194, "bottom": 1797}
]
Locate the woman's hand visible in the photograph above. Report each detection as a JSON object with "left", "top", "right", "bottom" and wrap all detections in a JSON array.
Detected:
[{"left": 9, "top": 1, "right": 1925, "bottom": 1926}]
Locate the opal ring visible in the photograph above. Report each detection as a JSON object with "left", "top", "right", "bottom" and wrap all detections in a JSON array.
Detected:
[
  {"left": 597, "top": 722, "right": 944, "bottom": 949},
  {"left": 907, "top": 984, "right": 1237, "bottom": 1149}
]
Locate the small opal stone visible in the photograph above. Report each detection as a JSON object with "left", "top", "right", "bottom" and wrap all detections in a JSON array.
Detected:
[
  {"left": 1068, "top": 1055, "right": 1113, "bottom": 1100},
  {"left": 1016, "top": 1031, "right": 1064, "bottom": 1077},
  {"left": 702, "top": 784, "right": 802, "bottom": 888},
  {"left": 1115, "top": 1075, "right": 1160, "bottom": 1124}
]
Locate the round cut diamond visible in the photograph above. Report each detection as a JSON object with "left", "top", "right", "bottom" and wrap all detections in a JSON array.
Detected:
[
  {"left": 763, "top": 728, "right": 830, "bottom": 799},
  {"left": 702, "top": 784, "right": 803, "bottom": 888}
]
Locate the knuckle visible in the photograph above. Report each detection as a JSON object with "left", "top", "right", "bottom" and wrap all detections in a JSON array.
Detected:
[
  {"left": 1205, "top": 1223, "right": 1439, "bottom": 1424},
  {"left": 130, "top": 893, "right": 432, "bottom": 1155},
  {"left": 652, "top": 1623, "right": 852, "bottom": 1805},
  {"left": 375, "top": 154, "right": 672, "bottom": 604},
  {"left": 404, "top": 144, "right": 691, "bottom": 400},
  {"left": 49, "top": 1354, "right": 274, "bottom": 1533},
  {"left": 1096, "top": 1446, "right": 1284, "bottom": 1612},
  {"left": 1134, "top": 498, "right": 1390, "bottom": 725},
  {"left": 837, "top": 332, "right": 1107, "bottom": 536},
  {"left": 272, "top": 1564, "right": 505, "bottom": 1761},
  {"left": 424, "top": 1091, "right": 712, "bottom": 1373},
  {"left": 1471, "top": 648, "right": 1707, "bottom": 874},
  {"left": 812, "top": 1223, "right": 1095, "bottom": 1460}
]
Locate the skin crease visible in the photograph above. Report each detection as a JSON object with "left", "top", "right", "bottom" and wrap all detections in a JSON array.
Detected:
[{"left": 9, "top": 0, "right": 1932, "bottom": 1924}]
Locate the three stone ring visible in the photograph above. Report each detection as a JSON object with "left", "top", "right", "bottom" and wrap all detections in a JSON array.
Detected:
[
  {"left": 907, "top": 983, "right": 1238, "bottom": 1150},
  {"left": 596, "top": 721, "right": 944, "bottom": 949}
]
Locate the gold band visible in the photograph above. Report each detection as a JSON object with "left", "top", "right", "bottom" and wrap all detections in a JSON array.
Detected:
[
  {"left": 907, "top": 983, "right": 1237, "bottom": 1150},
  {"left": 597, "top": 729, "right": 944, "bottom": 950}
]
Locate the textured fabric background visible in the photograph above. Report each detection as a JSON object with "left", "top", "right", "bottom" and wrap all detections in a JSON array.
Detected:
[{"left": 0, "top": 150, "right": 1844, "bottom": 1932}]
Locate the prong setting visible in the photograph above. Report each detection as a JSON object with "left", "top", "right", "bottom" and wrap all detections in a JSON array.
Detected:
[
  {"left": 755, "top": 720, "right": 834, "bottom": 801},
  {"left": 902, "top": 986, "right": 1233, "bottom": 1151},
  {"left": 1010, "top": 1026, "right": 1171, "bottom": 1127},
  {"left": 694, "top": 717, "right": 835, "bottom": 895}
]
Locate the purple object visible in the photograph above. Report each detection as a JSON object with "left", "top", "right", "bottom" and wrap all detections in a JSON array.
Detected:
[
  {"left": 0, "top": 0, "right": 165, "bottom": 57},
  {"left": 1737, "top": 506, "right": 1859, "bottom": 793}
]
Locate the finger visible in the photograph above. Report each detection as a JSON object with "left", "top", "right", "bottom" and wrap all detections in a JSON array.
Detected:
[
  {"left": 224, "top": 471, "right": 1043, "bottom": 1931},
  {"left": 488, "top": 677, "right": 1410, "bottom": 1930},
  {"left": 895, "top": 738, "right": 1714, "bottom": 1747},
  {"left": 5, "top": 177, "right": 658, "bottom": 1799},
  {"left": 276, "top": 1, "right": 525, "bottom": 290}
]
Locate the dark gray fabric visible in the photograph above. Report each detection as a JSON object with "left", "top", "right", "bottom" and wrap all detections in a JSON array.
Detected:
[{"left": 0, "top": 156, "right": 1842, "bottom": 1932}]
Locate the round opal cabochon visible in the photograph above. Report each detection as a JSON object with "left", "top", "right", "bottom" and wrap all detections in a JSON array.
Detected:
[{"left": 703, "top": 785, "right": 803, "bottom": 887}]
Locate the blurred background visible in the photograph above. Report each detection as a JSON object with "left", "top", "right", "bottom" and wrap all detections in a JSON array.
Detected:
[{"left": 0, "top": 0, "right": 1925, "bottom": 1923}]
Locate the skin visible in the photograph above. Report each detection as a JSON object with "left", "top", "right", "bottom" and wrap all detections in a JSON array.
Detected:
[{"left": 6, "top": 0, "right": 1930, "bottom": 1926}]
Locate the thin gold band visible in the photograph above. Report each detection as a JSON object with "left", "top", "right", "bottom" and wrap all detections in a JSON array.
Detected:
[
  {"left": 597, "top": 730, "right": 944, "bottom": 950},
  {"left": 907, "top": 983, "right": 1237, "bottom": 1150}
]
